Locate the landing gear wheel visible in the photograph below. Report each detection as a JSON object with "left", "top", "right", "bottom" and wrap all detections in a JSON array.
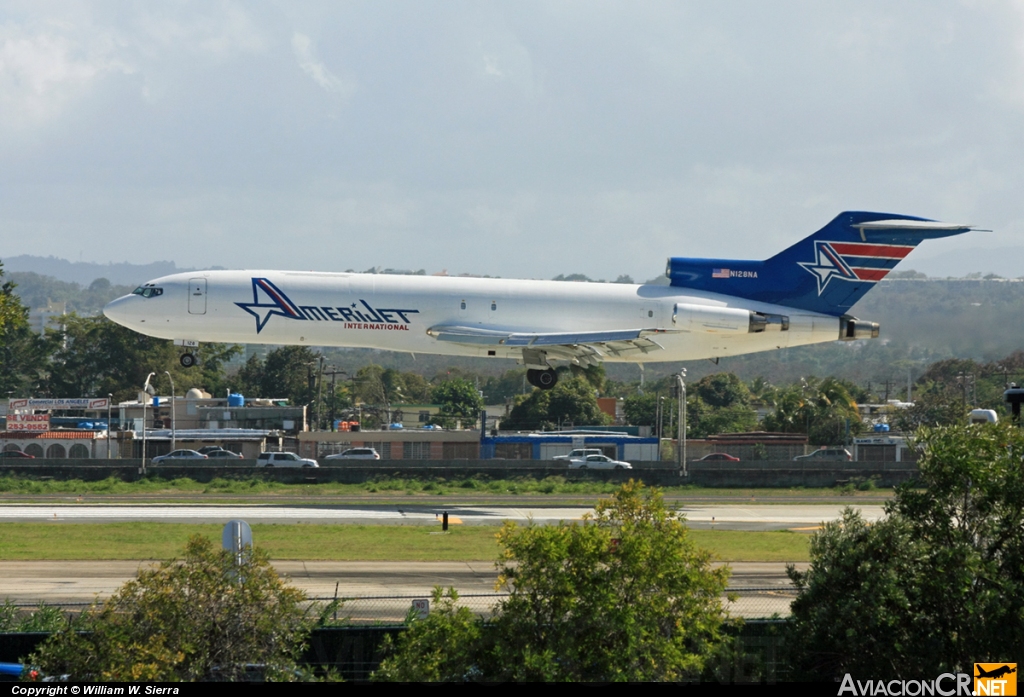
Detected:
[
  {"left": 527, "top": 368, "right": 559, "bottom": 390},
  {"left": 180, "top": 352, "right": 197, "bottom": 368}
]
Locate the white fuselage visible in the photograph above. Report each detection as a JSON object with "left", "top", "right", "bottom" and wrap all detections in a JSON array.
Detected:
[{"left": 103, "top": 270, "right": 843, "bottom": 364}]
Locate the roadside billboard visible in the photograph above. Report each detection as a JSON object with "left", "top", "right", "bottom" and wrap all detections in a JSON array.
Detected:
[{"left": 7, "top": 413, "right": 51, "bottom": 432}]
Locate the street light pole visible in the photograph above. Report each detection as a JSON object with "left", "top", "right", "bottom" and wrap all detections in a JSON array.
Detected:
[
  {"left": 676, "top": 369, "right": 687, "bottom": 478},
  {"left": 142, "top": 372, "right": 155, "bottom": 474},
  {"left": 107, "top": 394, "right": 112, "bottom": 459},
  {"left": 164, "top": 371, "right": 176, "bottom": 451}
]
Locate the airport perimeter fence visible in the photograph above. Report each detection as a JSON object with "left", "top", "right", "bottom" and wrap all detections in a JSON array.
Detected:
[
  {"left": 2, "top": 588, "right": 797, "bottom": 623},
  {"left": 3, "top": 586, "right": 795, "bottom": 624},
  {"left": 0, "top": 458, "right": 921, "bottom": 487},
  {"left": 309, "top": 586, "right": 797, "bottom": 623}
]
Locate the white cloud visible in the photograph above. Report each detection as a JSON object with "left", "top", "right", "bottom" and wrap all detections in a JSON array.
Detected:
[
  {"left": 0, "top": 24, "right": 131, "bottom": 130},
  {"left": 292, "top": 32, "right": 352, "bottom": 95}
]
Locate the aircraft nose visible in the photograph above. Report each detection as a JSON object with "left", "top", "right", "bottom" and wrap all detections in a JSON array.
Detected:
[{"left": 103, "top": 295, "right": 134, "bottom": 327}]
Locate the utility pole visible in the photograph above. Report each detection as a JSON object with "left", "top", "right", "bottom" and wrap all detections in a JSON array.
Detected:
[
  {"left": 164, "top": 371, "right": 176, "bottom": 452},
  {"left": 675, "top": 370, "right": 687, "bottom": 478},
  {"left": 957, "top": 372, "right": 975, "bottom": 413},
  {"left": 315, "top": 355, "right": 325, "bottom": 430},
  {"left": 323, "top": 368, "right": 347, "bottom": 430}
]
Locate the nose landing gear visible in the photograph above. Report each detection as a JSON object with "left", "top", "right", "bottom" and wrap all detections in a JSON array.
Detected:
[{"left": 180, "top": 352, "right": 198, "bottom": 368}]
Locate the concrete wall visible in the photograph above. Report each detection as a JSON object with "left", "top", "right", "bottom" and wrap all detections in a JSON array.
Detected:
[{"left": 0, "top": 458, "right": 919, "bottom": 487}]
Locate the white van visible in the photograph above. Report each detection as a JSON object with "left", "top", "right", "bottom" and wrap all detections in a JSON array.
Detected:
[{"left": 256, "top": 452, "right": 319, "bottom": 468}]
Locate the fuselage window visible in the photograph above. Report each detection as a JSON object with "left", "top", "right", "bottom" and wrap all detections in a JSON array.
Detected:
[
  {"left": 460, "top": 300, "right": 466, "bottom": 310},
  {"left": 491, "top": 301, "right": 497, "bottom": 311}
]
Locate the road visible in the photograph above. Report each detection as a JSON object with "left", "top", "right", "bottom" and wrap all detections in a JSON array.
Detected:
[
  {"left": 0, "top": 560, "right": 803, "bottom": 619},
  {"left": 0, "top": 502, "right": 884, "bottom": 530}
]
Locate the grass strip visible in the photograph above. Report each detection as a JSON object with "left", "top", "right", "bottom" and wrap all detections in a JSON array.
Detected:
[
  {"left": 0, "top": 474, "right": 890, "bottom": 499},
  {"left": 0, "top": 522, "right": 810, "bottom": 562}
]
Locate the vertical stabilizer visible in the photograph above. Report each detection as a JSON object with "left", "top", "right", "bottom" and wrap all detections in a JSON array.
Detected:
[{"left": 666, "top": 211, "right": 972, "bottom": 316}]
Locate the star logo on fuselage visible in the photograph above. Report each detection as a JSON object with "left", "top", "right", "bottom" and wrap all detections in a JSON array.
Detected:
[
  {"left": 798, "top": 242, "right": 859, "bottom": 295},
  {"left": 235, "top": 278, "right": 305, "bottom": 333}
]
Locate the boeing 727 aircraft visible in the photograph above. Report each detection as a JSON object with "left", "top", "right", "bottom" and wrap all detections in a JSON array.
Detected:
[{"left": 103, "top": 211, "right": 974, "bottom": 389}]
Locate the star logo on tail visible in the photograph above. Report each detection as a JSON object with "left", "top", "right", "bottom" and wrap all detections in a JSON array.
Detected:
[
  {"left": 235, "top": 278, "right": 306, "bottom": 333},
  {"left": 798, "top": 242, "right": 859, "bottom": 295}
]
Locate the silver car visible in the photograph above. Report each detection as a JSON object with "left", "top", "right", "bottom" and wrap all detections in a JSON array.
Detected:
[
  {"left": 152, "top": 449, "right": 208, "bottom": 463},
  {"left": 567, "top": 454, "right": 632, "bottom": 470},
  {"left": 324, "top": 447, "right": 381, "bottom": 460}
]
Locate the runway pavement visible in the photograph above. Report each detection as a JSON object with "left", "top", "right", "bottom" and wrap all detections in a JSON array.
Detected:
[{"left": 0, "top": 502, "right": 885, "bottom": 530}]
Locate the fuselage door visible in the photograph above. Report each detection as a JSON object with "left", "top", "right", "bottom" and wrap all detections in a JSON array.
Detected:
[{"left": 188, "top": 278, "right": 207, "bottom": 315}]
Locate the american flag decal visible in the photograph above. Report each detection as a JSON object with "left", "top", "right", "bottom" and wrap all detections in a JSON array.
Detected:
[{"left": 712, "top": 268, "right": 730, "bottom": 279}]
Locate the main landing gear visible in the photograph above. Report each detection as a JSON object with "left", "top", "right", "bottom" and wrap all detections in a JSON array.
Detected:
[{"left": 526, "top": 368, "right": 558, "bottom": 390}]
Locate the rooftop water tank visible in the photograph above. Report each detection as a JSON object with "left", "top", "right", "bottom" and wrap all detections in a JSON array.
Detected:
[{"left": 228, "top": 393, "right": 245, "bottom": 407}]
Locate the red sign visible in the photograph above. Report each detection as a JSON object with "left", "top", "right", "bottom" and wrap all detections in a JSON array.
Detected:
[{"left": 8, "top": 413, "right": 50, "bottom": 432}]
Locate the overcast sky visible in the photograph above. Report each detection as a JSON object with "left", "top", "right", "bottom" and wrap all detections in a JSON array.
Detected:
[{"left": 2, "top": 1, "right": 1022, "bottom": 280}]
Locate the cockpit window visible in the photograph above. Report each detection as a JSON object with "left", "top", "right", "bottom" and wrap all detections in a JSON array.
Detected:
[{"left": 131, "top": 286, "right": 163, "bottom": 298}]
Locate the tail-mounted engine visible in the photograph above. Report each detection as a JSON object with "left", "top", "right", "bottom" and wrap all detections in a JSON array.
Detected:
[
  {"left": 839, "top": 315, "right": 880, "bottom": 341},
  {"left": 673, "top": 303, "right": 789, "bottom": 334}
]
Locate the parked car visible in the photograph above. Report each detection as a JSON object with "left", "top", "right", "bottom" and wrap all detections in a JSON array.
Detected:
[
  {"left": 567, "top": 454, "right": 632, "bottom": 470},
  {"left": 197, "top": 445, "right": 228, "bottom": 455},
  {"left": 152, "top": 449, "right": 208, "bottom": 463},
  {"left": 205, "top": 449, "right": 243, "bottom": 459},
  {"left": 256, "top": 452, "right": 319, "bottom": 468},
  {"left": 698, "top": 452, "right": 741, "bottom": 462},
  {"left": 0, "top": 451, "right": 34, "bottom": 459},
  {"left": 553, "top": 448, "right": 603, "bottom": 461},
  {"left": 793, "top": 448, "right": 852, "bottom": 462},
  {"left": 324, "top": 448, "right": 381, "bottom": 461}
]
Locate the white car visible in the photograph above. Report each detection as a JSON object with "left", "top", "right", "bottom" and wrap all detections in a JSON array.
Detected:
[
  {"left": 324, "top": 448, "right": 381, "bottom": 460},
  {"left": 256, "top": 452, "right": 319, "bottom": 468},
  {"left": 567, "top": 454, "right": 632, "bottom": 470}
]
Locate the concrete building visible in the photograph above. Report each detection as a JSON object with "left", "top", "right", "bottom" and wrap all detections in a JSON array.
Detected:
[
  {"left": 299, "top": 428, "right": 481, "bottom": 460},
  {"left": 28, "top": 301, "right": 66, "bottom": 336},
  {"left": 1, "top": 430, "right": 115, "bottom": 458},
  {"left": 481, "top": 430, "right": 659, "bottom": 461},
  {"left": 119, "top": 393, "right": 306, "bottom": 434}
]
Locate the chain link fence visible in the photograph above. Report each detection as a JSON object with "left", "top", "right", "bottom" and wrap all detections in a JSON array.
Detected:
[
  {"left": 309, "top": 586, "right": 797, "bottom": 624},
  {"left": 4, "top": 586, "right": 797, "bottom": 629}
]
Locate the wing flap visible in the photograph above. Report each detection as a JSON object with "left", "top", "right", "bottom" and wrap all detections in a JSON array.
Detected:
[{"left": 427, "top": 325, "right": 670, "bottom": 362}]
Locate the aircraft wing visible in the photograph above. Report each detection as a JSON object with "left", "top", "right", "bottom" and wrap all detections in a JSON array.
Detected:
[{"left": 426, "top": 325, "right": 672, "bottom": 365}]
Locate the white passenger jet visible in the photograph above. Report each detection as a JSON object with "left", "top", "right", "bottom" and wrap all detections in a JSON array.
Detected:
[{"left": 103, "top": 212, "right": 973, "bottom": 390}]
